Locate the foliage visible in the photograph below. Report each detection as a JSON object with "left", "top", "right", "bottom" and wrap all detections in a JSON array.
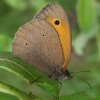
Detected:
[{"left": 0, "top": 0, "right": 100, "bottom": 100}]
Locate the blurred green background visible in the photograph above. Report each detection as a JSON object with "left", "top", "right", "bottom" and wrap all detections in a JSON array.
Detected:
[{"left": 0, "top": 0, "right": 100, "bottom": 99}]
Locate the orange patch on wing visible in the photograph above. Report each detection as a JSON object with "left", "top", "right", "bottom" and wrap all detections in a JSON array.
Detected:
[{"left": 46, "top": 17, "right": 71, "bottom": 71}]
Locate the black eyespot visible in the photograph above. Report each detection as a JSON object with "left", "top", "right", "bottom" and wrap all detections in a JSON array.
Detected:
[
  {"left": 26, "top": 43, "right": 28, "bottom": 45},
  {"left": 54, "top": 20, "right": 60, "bottom": 25},
  {"left": 43, "top": 34, "right": 44, "bottom": 36}
]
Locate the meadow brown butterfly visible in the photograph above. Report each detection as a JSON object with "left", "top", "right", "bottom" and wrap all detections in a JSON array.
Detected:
[{"left": 12, "top": 2, "right": 72, "bottom": 80}]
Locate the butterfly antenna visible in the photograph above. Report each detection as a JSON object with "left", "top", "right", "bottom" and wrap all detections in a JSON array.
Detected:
[
  {"left": 71, "top": 70, "right": 91, "bottom": 74},
  {"left": 71, "top": 73, "right": 92, "bottom": 89}
]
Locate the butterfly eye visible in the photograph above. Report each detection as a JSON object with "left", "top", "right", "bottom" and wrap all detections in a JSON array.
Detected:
[{"left": 54, "top": 20, "right": 60, "bottom": 25}]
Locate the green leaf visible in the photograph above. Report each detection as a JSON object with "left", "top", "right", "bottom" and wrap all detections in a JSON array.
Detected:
[
  {"left": 0, "top": 35, "right": 12, "bottom": 52},
  {"left": 0, "top": 81, "right": 50, "bottom": 100},
  {"left": 0, "top": 92, "right": 20, "bottom": 100},
  {"left": 0, "top": 10, "right": 34, "bottom": 37},
  {"left": 60, "top": 91, "right": 90, "bottom": 100},
  {"left": 0, "top": 81, "right": 34, "bottom": 100},
  {"left": 73, "top": 24, "right": 99, "bottom": 56},
  {"left": 93, "top": 94, "right": 100, "bottom": 100},
  {"left": 37, "top": 83, "right": 57, "bottom": 97},
  {"left": 0, "top": 52, "right": 59, "bottom": 97},
  {"left": 29, "top": 0, "right": 49, "bottom": 12},
  {"left": 95, "top": 3, "right": 100, "bottom": 16},
  {"left": 76, "top": 0, "right": 94, "bottom": 32},
  {"left": 4, "top": 0, "right": 27, "bottom": 11}
]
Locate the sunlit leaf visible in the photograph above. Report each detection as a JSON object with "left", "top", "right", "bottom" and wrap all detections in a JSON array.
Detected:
[
  {"left": 60, "top": 92, "right": 90, "bottom": 100},
  {"left": 0, "top": 52, "right": 59, "bottom": 97},
  {"left": 76, "top": 0, "right": 94, "bottom": 32},
  {"left": 29, "top": 0, "right": 49, "bottom": 12},
  {"left": 0, "top": 81, "right": 34, "bottom": 100},
  {"left": 94, "top": 94, "right": 100, "bottom": 100},
  {"left": 73, "top": 24, "right": 98, "bottom": 56},
  {"left": 0, "top": 92, "right": 20, "bottom": 100},
  {"left": 4, "top": 0, "right": 27, "bottom": 11},
  {"left": 0, "top": 35, "right": 12, "bottom": 52}
]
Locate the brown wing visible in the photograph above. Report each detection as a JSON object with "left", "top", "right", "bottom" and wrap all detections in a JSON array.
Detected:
[
  {"left": 12, "top": 2, "right": 71, "bottom": 76},
  {"left": 34, "top": 2, "right": 71, "bottom": 71},
  {"left": 12, "top": 19, "right": 64, "bottom": 76}
]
